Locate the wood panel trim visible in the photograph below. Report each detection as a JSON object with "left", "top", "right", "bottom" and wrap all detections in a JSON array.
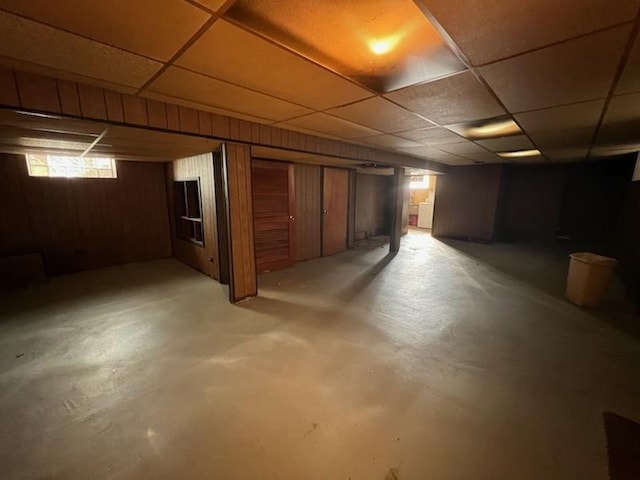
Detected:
[
  {"left": 213, "top": 149, "right": 230, "bottom": 284},
  {"left": 288, "top": 162, "right": 296, "bottom": 265},
  {"left": 347, "top": 169, "right": 357, "bottom": 249},
  {"left": 294, "top": 163, "right": 322, "bottom": 261},
  {"left": 223, "top": 143, "right": 257, "bottom": 303},
  {"left": 166, "top": 153, "right": 219, "bottom": 280},
  {"left": 0, "top": 67, "right": 447, "bottom": 173}
]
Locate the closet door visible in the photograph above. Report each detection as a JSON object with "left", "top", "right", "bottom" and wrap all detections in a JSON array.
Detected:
[
  {"left": 252, "top": 159, "right": 295, "bottom": 273},
  {"left": 322, "top": 168, "right": 348, "bottom": 256}
]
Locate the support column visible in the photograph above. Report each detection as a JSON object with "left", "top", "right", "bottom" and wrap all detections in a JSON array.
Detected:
[
  {"left": 389, "top": 167, "right": 405, "bottom": 253},
  {"left": 347, "top": 169, "right": 357, "bottom": 249},
  {"left": 221, "top": 142, "right": 257, "bottom": 303}
]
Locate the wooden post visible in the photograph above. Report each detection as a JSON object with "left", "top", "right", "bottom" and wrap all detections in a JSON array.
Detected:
[
  {"left": 389, "top": 167, "right": 405, "bottom": 253},
  {"left": 347, "top": 169, "right": 357, "bottom": 249},
  {"left": 221, "top": 143, "right": 257, "bottom": 303},
  {"left": 213, "top": 148, "right": 230, "bottom": 284}
]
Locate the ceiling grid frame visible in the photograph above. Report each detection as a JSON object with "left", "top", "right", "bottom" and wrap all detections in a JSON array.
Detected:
[{"left": 0, "top": 0, "right": 637, "bottom": 166}]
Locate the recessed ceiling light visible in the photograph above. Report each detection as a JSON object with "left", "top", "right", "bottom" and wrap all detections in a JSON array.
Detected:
[
  {"left": 446, "top": 116, "right": 522, "bottom": 139},
  {"left": 226, "top": 0, "right": 466, "bottom": 92},
  {"left": 497, "top": 149, "right": 541, "bottom": 158},
  {"left": 369, "top": 37, "right": 398, "bottom": 56},
  {"left": 466, "top": 118, "right": 521, "bottom": 138}
]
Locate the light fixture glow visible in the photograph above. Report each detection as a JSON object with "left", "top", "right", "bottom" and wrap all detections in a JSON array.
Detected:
[
  {"left": 497, "top": 149, "right": 542, "bottom": 158},
  {"left": 465, "top": 119, "right": 521, "bottom": 139},
  {"left": 369, "top": 37, "right": 396, "bottom": 55}
]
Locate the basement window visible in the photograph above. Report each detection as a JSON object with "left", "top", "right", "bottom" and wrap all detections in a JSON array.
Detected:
[
  {"left": 174, "top": 179, "right": 204, "bottom": 246},
  {"left": 26, "top": 154, "right": 117, "bottom": 178}
]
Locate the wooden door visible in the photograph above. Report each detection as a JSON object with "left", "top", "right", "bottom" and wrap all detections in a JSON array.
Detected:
[
  {"left": 322, "top": 168, "right": 349, "bottom": 256},
  {"left": 252, "top": 159, "right": 295, "bottom": 273}
]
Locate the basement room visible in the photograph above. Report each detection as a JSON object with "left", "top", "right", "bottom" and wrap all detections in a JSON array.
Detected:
[{"left": 1, "top": 1, "right": 640, "bottom": 479}]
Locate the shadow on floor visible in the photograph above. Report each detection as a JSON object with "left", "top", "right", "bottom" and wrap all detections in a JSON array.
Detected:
[
  {"left": 439, "top": 237, "right": 640, "bottom": 340},
  {"left": 0, "top": 259, "right": 224, "bottom": 322},
  {"left": 246, "top": 251, "right": 398, "bottom": 318},
  {"left": 338, "top": 251, "right": 397, "bottom": 302}
]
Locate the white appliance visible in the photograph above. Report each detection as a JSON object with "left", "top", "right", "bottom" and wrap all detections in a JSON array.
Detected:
[{"left": 417, "top": 201, "right": 434, "bottom": 229}]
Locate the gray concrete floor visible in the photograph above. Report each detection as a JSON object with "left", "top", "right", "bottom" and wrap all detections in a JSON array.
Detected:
[{"left": 1, "top": 229, "right": 639, "bottom": 479}]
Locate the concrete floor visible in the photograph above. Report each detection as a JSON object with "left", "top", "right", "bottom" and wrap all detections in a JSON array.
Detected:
[{"left": 1, "top": 229, "right": 639, "bottom": 479}]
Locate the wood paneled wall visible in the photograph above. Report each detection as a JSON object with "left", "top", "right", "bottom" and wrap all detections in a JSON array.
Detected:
[
  {"left": 224, "top": 143, "right": 257, "bottom": 303},
  {"left": 498, "top": 165, "right": 567, "bottom": 242},
  {"left": 0, "top": 153, "right": 171, "bottom": 274},
  {"left": 0, "top": 67, "right": 445, "bottom": 172},
  {"left": 432, "top": 164, "right": 503, "bottom": 242},
  {"left": 165, "top": 152, "right": 219, "bottom": 280},
  {"left": 294, "top": 163, "right": 322, "bottom": 261},
  {"left": 617, "top": 180, "right": 640, "bottom": 302},
  {"left": 355, "top": 173, "right": 393, "bottom": 238},
  {"left": 347, "top": 170, "right": 357, "bottom": 248}
]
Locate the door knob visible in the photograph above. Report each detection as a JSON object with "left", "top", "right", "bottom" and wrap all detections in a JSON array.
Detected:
[
  {"left": 289, "top": 215, "right": 295, "bottom": 221},
  {"left": 323, "top": 209, "right": 328, "bottom": 215}
]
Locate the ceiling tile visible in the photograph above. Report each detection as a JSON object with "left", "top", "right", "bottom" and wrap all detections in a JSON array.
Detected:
[
  {"left": 397, "top": 145, "right": 442, "bottom": 156},
  {"left": 146, "top": 66, "right": 312, "bottom": 122},
  {"left": 476, "top": 134, "right": 535, "bottom": 152},
  {"left": 385, "top": 70, "right": 505, "bottom": 124},
  {"left": 436, "top": 140, "right": 482, "bottom": 154},
  {"left": 541, "top": 147, "right": 589, "bottom": 163},
  {"left": 176, "top": 20, "right": 373, "bottom": 110},
  {"left": 355, "top": 134, "right": 423, "bottom": 149},
  {"left": 420, "top": 0, "right": 639, "bottom": 65},
  {"left": 326, "top": 97, "right": 433, "bottom": 133},
  {"left": 0, "top": 11, "right": 161, "bottom": 89},
  {"left": 596, "top": 92, "right": 640, "bottom": 148},
  {"left": 515, "top": 101, "right": 605, "bottom": 151},
  {"left": 514, "top": 100, "right": 605, "bottom": 133},
  {"left": 399, "top": 145, "right": 473, "bottom": 165},
  {"left": 277, "top": 112, "right": 381, "bottom": 139},
  {"left": 436, "top": 141, "right": 502, "bottom": 162},
  {"left": 529, "top": 128, "right": 596, "bottom": 150},
  {"left": 225, "top": 0, "right": 466, "bottom": 92},
  {"left": 0, "top": 0, "right": 210, "bottom": 62},
  {"left": 616, "top": 36, "right": 640, "bottom": 95},
  {"left": 192, "top": 0, "right": 228, "bottom": 12},
  {"left": 396, "top": 126, "right": 465, "bottom": 145},
  {"left": 458, "top": 151, "right": 504, "bottom": 163},
  {"left": 96, "top": 126, "right": 221, "bottom": 162},
  {"left": 479, "top": 26, "right": 631, "bottom": 112},
  {"left": 426, "top": 153, "right": 475, "bottom": 165}
]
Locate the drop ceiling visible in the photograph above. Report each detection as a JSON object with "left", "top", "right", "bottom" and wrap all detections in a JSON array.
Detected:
[
  {"left": 0, "top": 109, "right": 220, "bottom": 161},
  {"left": 0, "top": 0, "right": 638, "bottom": 166}
]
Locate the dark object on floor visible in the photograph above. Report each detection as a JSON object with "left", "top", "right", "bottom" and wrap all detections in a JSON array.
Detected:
[
  {"left": 354, "top": 236, "right": 389, "bottom": 250},
  {"left": 604, "top": 412, "right": 640, "bottom": 480}
]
